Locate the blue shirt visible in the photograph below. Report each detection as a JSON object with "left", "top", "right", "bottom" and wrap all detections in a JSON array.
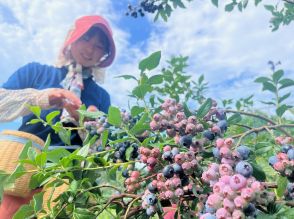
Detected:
[{"left": 1, "top": 62, "right": 110, "bottom": 145}]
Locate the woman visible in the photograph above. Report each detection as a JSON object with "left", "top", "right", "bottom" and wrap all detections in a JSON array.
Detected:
[{"left": 0, "top": 15, "right": 116, "bottom": 218}]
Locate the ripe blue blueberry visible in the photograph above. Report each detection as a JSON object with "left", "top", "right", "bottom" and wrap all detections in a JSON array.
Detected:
[
  {"left": 281, "top": 144, "right": 292, "bottom": 153},
  {"left": 212, "top": 148, "right": 220, "bottom": 159},
  {"left": 179, "top": 135, "right": 192, "bottom": 148},
  {"left": 146, "top": 206, "right": 156, "bottom": 216},
  {"left": 122, "top": 169, "right": 129, "bottom": 178},
  {"left": 163, "top": 151, "right": 173, "bottom": 161},
  {"left": 171, "top": 147, "right": 180, "bottom": 157},
  {"left": 268, "top": 155, "right": 278, "bottom": 166},
  {"left": 236, "top": 145, "right": 250, "bottom": 160},
  {"left": 287, "top": 148, "right": 294, "bottom": 160},
  {"left": 146, "top": 194, "right": 157, "bottom": 206},
  {"left": 216, "top": 109, "right": 226, "bottom": 120},
  {"left": 148, "top": 183, "right": 157, "bottom": 194},
  {"left": 203, "top": 130, "right": 215, "bottom": 141},
  {"left": 173, "top": 163, "right": 184, "bottom": 175},
  {"left": 217, "top": 120, "right": 227, "bottom": 133},
  {"left": 235, "top": 161, "right": 253, "bottom": 178},
  {"left": 244, "top": 203, "right": 257, "bottom": 217},
  {"left": 163, "top": 165, "right": 175, "bottom": 179}
]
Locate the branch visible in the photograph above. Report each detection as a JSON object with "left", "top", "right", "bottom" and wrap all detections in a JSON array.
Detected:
[
  {"left": 225, "top": 109, "right": 293, "bottom": 137},
  {"left": 233, "top": 124, "right": 294, "bottom": 147},
  {"left": 124, "top": 196, "right": 141, "bottom": 219}
]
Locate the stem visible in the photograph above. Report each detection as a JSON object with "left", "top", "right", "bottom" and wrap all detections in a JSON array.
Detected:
[
  {"left": 225, "top": 109, "right": 292, "bottom": 137},
  {"left": 233, "top": 124, "right": 294, "bottom": 147},
  {"left": 124, "top": 196, "right": 141, "bottom": 219}
]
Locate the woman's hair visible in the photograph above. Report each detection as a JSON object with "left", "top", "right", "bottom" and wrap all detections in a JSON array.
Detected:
[{"left": 55, "top": 25, "right": 110, "bottom": 84}]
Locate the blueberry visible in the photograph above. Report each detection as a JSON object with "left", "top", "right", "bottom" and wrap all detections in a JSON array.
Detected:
[
  {"left": 179, "top": 135, "right": 193, "bottom": 148},
  {"left": 181, "top": 175, "right": 189, "bottom": 186},
  {"left": 163, "top": 165, "right": 175, "bottom": 179},
  {"left": 212, "top": 148, "right": 220, "bottom": 159},
  {"left": 173, "top": 163, "right": 184, "bottom": 175},
  {"left": 281, "top": 144, "right": 292, "bottom": 153},
  {"left": 244, "top": 203, "right": 256, "bottom": 217},
  {"left": 268, "top": 155, "right": 278, "bottom": 166},
  {"left": 145, "top": 194, "right": 157, "bottom": 206},
  {"left": 148, "top": 183, "right": 157, "bottom": 194},
  {"left": 203, "top": 130, "right": 215, "bottom": 141},
  {"left": 171, "top": 147, "right": 180, "bottom": 157},
  {"left": 202, "top": 214, "right": 216, "bottom": 219},
  {"left": 287, "top": 183, "right": 294, "bottom": 193},
  {"left": 146, "top": 206, "right": 156, "bottom": 216},
  {"left": 236, "top": 145, "right": 250, "bottom": 160},
  {"left": 217, "top": 120, "right": 227, "bottom": 133},
  {"left": 235, "top": 161, "right": 253, "bottom": 178},
  {"left": 216, "top": 109, "right": 226, "bottom": 120},
  {"left": 122, "top": 169, "right": 129, "bottom": 178},
  {"left": 119, "top": 146, "right": 126, "bottom": 154},
  {"left": 97, "top": 145, "right": 104, "bottom": 152},
  {"left": 204, "top": 204, "right": 216, "bottom": 214},
  {"left": 163, "top": 151, "right": 173, "bottom": 161},
  {"left": 287, "top": 148, "right": 294, "bottom": 160}
]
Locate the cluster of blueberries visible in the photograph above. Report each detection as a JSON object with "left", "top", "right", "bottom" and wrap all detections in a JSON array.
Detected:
[
  {"left": 140, "top": 145, "right": 201, "bottom": 216},
  {"left": 200, "top": 138, "right": 275, "bottom": 219},
  {"left": 84, "top": 115, "right": 110, "bottom": 136},
  {"left": 126, "top": 0, "right": 163, "bottom": 18},
  {"left": 268, "top": 140, "right": 294, "bottom": 201},
  {"left": 113, "top": 142, "right": 139, "bottom": 163}
]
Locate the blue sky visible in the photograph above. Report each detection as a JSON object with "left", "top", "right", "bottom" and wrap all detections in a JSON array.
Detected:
[{"left": 0, "top": 0, "right": 293, "bottom": 131}]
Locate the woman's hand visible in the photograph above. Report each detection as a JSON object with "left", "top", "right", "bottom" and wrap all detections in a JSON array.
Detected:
[{"left": 48, "top": 88, "right": 82, "bottom": 120}]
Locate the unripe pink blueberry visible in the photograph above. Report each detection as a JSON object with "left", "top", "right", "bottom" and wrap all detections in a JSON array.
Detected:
[
  {"left": 147, "top": 165, "right": 154, "bottom": 172},
  {"left": 277, "top": 152, "right": 288, "bottom": 160},
  {"left": 157, "top": 173, "right": 164, "bottom": 181},
  {"left": 209, "top": 163, "right": 220, "bottom": 172},
  {"left": 273, "top": 161, "right": 285, "bottom": 172},
  {"left": 222, "top": 185, "right": 236, "bottom": 199},
  {"left": 196, "top": 124, "right": 204, "bottom": 132},
  {"left": 163, "top": 145, "right": 171, "bottom": 152},
  {"left": 216, "top": 208, "right": 231, "bottom": 219},
  {"left": 213, "top": 182, "right": 226, "bottom": 194},
  {"left": 233, "top": 196, "right": 247, "bottom": 208},
  {"left": 165, "top": 190, "right": 174, "bottom": 199},
  {"left": 166, "top": 128, "right": 176, "bottom": 137},
  {"left": 151, "top": 148, "right": 160, "bottom": 158},
  {"left": 216, "top": 138, "right": 225, "bottom": 148},
  {"left": 153, "top": 113, "right": 161, "bottom": 122},
  {"left": 232, "top": 210, "right": 245, "bottom": 219},
  {"left": 241, "top": 188, "right": 255, "bottom": 200},
  {"left": 221, "top": 158, "right": 235, "bottom": 166},
  {"left": 174, "top": 135, "right": 180, "bottom": 144},
  {"left": 174, "top": 153, "right": 185, "bottom": 165},
  {"left": 172, "top": 177, "right": 181, "bottom": 187},
  {"left": 176, "top": 112, "right": 186, "bottom": 121},
  {"left": 157, "top": 181, "right": 166, "bottom": 191},
  {"left": 250, "top": 181, "right": 263, "bottom": 192},
  {"left": 219, "top": 147, "right": 232, "bottom": 159},
  {"left": 207, "top": 194, "right": 223, "bottom": 209},
  {"left": 140, "top": 155, "right": 148, "bottom": 163},
  {"left": 223, "top": 198, "right": 235, "bottom": 213},
  {"left": 186, "top": 123, "right": 196, "bottom": 134},
  {"left": 131, "top": 171, "right": 140, "bottom": 179},
  {"left": 219, "top": 164, "right": 233, "bottom": 176},
  {"left": 211, "top": 125, "right": 221, "bottom": 134},
  {"left": 185, "top": 151, "right": 195, "bottom": 161},
  {"left": 229, "top": 174, "right": 247, "bottom": 191},
  {"left": 224, "top": 138, "right": 234, "bottom": 148},
  {"left": 150, "top": 120, "right": 160, "bottom": 131},
  {"left": 175, "top": 188, "right": 184, "bottom": 197},
  {"left": 219, "top": 175, "right": 231, "bottom": 185},
  {"left": 147, "top": 157, "right": 157, "bottom": 168}
]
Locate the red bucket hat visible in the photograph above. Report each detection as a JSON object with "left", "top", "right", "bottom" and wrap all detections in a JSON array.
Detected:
[{"left": 63, "top": 15, "right": 116, "bottom": 68}]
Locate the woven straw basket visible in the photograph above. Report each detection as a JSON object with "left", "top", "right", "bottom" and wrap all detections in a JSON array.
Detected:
[{"left": 0, "top": 130, "right": 44, "bottom": 198}]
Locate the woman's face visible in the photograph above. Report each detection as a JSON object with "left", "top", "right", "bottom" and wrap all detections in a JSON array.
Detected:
[{"left": 71, "top": 31, "right": 106, "bottom": 67}]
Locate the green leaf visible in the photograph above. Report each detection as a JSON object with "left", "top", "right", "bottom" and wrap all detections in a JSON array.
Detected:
[
  {"left": 12, "top": 204, "right": 34, "bottom": 219},
  {"left": 264, "top": 5, "right": 275, "bottom": 12},
  {"left": 279, "top": 92, "right": 291, "bottom": 104},
  {"left": 251, "top": 162, "right": 266, "bottom": 181},
  {"left": 225, "top": 3, "right": 235, "bottom": 12},
  {"left": 107, "top": 106, "right": 122, "bottom": 127},
  {"left": 276, "top": 104, "right": 290, "bottom": 117},
  {"left": 238, "top": 2, "right": 243, "bottom": 12},
  {"left": 261, "top": 101, "right": 276, "bottom": 106},
  {"left": 28, "top": 105, "right": 41, "bottom": 117},
  {"left": 227, "top": 113, "right": 242, "bottom": 125},
  {"left": 183, "top": 102, "right": 192, "bottom": 117},
  {"left": 115, "top": 74, "right": 138, "bottom": 81},
  {"left": 101, "top": 130, "right": 109, "bottom": 148},
  {"left": 276, "top": 176, "right": 287, "bottom": 198},
  {"left": 130, "top": 112, "right": 150, "bottom": 135},
  {"left": 108, "top": 166, "right": 118, "bottom": 181},
  {"left": 47, "top": 148, "right": 71, "bottom": 163},
  {"left": 132, "top": 84, "right": 152, "bottom": 99},
  {"left": 243, "top": 0, "right": 249, "bottom": 8},
  {"left": 19, "top": 141, "right": 32, "bottom": 160},
  {"left": 125, "top": 147, "right": 134, "bottom": 161},
  {"left": 73, "top": 208, "right": 96, "bottom": 219},
  {"left": 149, "top": 75, "right": 163, "bottom": 85},
  {"left": 27, "top": 147, "right": 37, "bottom": 161},
  {"left": 77, "top": 144, "right": 90, "bottom": 157},
  {"left": 139, "top": 51, "right": 161, "bottom": 72},
  {"left": 77, "top": 110, "right": 105, "bottom": 120},
  {"left": 272, "top": 69, "right": 284, "bottom": 83},
  {"left": 131, "top": 106, "right": 145, "bottom": 117},
  {"left": 59, "top": 129, "right": 71, "bottom": 146},
  {"left": 255, "top": 0, "right": 262, "bottom": 6},
  {"left": 279, "top": 78, "right": 294, "bottom": 90},
  {"left": 211, "top": 0, "right": 218, "bottom": 7},
  {"left": 262, "top": 81, "right": 276, "bottom": 93},
  {"left": 197, "top": 98, "right": 212, "bottom": 118},
  {"left": 35, "top": 152, "right": 47, "bottom": 168},
  {"left": 43, "top": 134, "right": 51, "bottom": 152},
  {"left": 33, "top": 191, "right": 44, "bottom": 212},
  {"left": 26, "top": 118, "right": 42, "bottom": 125},
  {"left": 254, "top": 76, "right": 271, "bottom": 83},
  {"left": 45, "top": 111, "right": 60, "bottom": 124},
  {"left": 174, "top": 0, "right": 185, "bottom": 8}
]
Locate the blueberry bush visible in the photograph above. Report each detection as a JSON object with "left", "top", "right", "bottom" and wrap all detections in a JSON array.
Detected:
[
  {"left": 0, "top": 51, "right": 293, "bottom": 219},
  {"left": 126, "top": 0, "right": 294, "bottom": 31}
]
